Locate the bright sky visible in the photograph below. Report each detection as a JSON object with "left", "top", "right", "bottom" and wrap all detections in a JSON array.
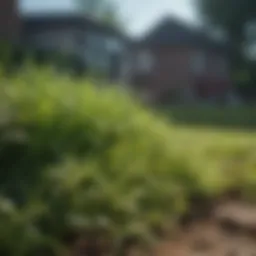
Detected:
[{"left": 20, "top": 0, "right": 198, "bottom": 36}]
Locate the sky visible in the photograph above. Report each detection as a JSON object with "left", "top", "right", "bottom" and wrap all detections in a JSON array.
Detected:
[{"left": 20, "top": 0, "right": 198, "bottom": 36}]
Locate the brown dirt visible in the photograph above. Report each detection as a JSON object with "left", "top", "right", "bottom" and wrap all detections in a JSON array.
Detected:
[{"left": 151, "top": 200, "right": 256, "bottom": 256}]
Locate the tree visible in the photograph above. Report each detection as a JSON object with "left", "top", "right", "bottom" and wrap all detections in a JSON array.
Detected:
[
  {"left": 75, "top": 0, "right": 123, "bottom": 29},
  {"left": 197, "top": 0, "right": 256, "bottom": 58},
  {"left": 197, "top": 0, "right": 256, "bottom": 99}
]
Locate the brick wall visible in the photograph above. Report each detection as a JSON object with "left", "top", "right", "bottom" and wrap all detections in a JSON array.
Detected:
[
  {"left": 131, "top": 46, "right": 196, "bottom": 103},
  {"left": 131, "top": 45, "right": 232, "bottom": 104},
  {"left": 0, "top": 0, "right": 20, "bottom": 42}
]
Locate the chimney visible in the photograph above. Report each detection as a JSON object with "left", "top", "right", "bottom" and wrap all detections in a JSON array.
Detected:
[{"left": 0, "top": 0, "right": 20, "bottom": 43}]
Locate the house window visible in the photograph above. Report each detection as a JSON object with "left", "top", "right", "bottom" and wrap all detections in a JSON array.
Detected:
[
  {"left": 191, "top": 51, "right": 206, "bottom": 75},
  {"left": 106, "top": 37, "right": 123, "bottom": 53},
  {"left": 85, "top": 32, "right": 110, "bottom": 70},
  {"left": 137, "top": 50, "right": 154, "bottom": 73}
]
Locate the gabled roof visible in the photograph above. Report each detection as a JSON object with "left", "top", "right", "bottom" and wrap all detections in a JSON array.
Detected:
[
  {"left": 138, "top": 16, "right": 228, "bottom": 52},
  {"left": 21, "top": 13, "right": 128, "bottom": 41}
]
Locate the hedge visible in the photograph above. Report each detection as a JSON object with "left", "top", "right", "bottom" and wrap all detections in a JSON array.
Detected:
[{"left": 0, "top": 68, "right": 197, "bottom": 255}]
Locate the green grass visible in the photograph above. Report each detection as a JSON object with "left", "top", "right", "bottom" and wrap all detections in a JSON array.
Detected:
[{"left": 170, "top": 125, "right": 256, "bottom": 199}]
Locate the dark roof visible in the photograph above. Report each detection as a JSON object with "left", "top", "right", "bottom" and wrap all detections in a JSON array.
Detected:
[
  {"left": 138, "top": 16, "right": 228, "bottom": 52},
  {"left": 21, "top": 13, "right": 128, "bottom": 41}
]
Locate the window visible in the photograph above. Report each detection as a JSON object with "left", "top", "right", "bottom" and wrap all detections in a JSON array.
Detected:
[
  {"left": 191, "top": 51, "right": 206, "bottom": 75},
  {"left": 85, "top": 32, "right": 110, "bottom": 70},
  {"left": 106, "top": 37, "right": 123, "bottom": 53},
  {"left": 137, "top": 50, "right": 154, "bottom": 73}
]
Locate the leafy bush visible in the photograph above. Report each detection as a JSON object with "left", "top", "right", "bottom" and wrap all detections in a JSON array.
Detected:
[{"left": 0, "top": 69, "right": 198, "bottom": 255}]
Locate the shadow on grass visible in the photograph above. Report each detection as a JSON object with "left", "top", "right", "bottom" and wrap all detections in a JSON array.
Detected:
[{"left": 162, "top": 105, "right": 256, "bottom": 130}]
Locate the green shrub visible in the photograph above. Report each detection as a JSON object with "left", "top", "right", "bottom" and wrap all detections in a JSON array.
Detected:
[{"left": 0, "top": 68, "right": 198, "bottom": 255}]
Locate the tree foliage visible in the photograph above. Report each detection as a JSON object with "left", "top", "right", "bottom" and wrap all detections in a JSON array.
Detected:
[
  {"left": 197, "top": 0, "right": 256, "bottom": 61},
  {"left": 198, "top": 0, "right": 256, "bottom": 96},
  {"left": 197, "top": 0, "right": 256, "bottom": 39},
  {"left": 76, "top": 0, "right": 123, "bottom": 29}
]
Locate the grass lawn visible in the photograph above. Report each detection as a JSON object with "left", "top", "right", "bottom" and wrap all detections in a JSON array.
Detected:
[
  {"left": 171, "top": 125, "right": 256, "bottom": 150},
  {"left": 167, "top": 123, "right": 256, "bottom": 200}
]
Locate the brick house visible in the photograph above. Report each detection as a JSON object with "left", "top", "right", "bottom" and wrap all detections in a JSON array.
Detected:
[
  {"left": 128, "top": 17, "right": 233, "bottom": 104},
  {"left": 0, "top": 0, "right": 128, "bottom": 82},
  {"left": 20, "top": 14, "right": 129, "bottom": 80},
  {"left": 0, "top": 2, "right": 233, "bottom": 100}
]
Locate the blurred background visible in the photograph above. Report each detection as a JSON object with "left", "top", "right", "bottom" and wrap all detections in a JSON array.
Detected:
[
  {"left": 1, "top": 0, "right": 256, "bottom": 103},
  {"left": 0, "top": 1, "right": 256, "bottom": 256}
]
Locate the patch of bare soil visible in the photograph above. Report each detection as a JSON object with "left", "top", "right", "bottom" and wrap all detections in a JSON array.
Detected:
[{"left": 152, "top": 200, "right": 256, "bottom": 256}]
